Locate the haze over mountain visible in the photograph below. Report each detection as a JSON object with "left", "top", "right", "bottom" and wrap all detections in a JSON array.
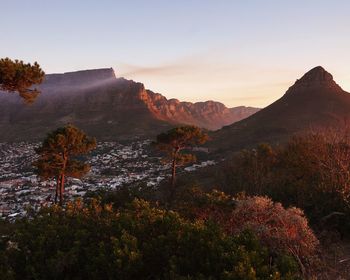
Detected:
[
  {"left": 0, "top": 68, "right": 258, "bottom": 142},
  {"left": 211, "top": 66, "right": 350, "bottom": 153}
]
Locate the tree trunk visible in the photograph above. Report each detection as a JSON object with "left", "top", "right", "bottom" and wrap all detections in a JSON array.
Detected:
[
  {"left": 169, "top": 148, "right": 180, "bottom": 204},
  {"left": 171, "top": 157, "right": 176, "bottom": 188},
  {"left": 59, "top": 151, "right": 67, "bottom": 206},
  {"left": 55, "top": 176, "right": 59, "bottom": 204},
  {"left": 59, "top": 174, "right": 65, "bottom": 206},
  {"left": 171, "top": 147, "right": 180, "bottom": 189}
]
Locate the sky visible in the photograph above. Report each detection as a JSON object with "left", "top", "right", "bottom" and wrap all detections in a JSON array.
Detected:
[{"left": 1, "top": 0, "right": 350, "bottom": 107}]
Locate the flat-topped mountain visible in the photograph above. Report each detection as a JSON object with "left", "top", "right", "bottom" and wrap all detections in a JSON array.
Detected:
[
  {"left": 0, "top": 68, "right": 258, "bottom": 141},
  {"left": 44, "top": 68, "right": 117, "bottom": 87},
  {"left": 211, "top": 66, "right": 350, "bottom": 153}
]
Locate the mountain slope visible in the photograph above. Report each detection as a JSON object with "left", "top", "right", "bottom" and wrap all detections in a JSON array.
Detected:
[
  {"left": 211, "top": 66, "right": 350, "bottom": 153},
  {"left": 0, "top": 68, "right": 258, "bottom": 141}
]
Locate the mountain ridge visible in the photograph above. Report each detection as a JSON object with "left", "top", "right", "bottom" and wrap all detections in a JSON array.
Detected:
[{"left": 0, "top": 68, "right": 259, "bottom": 141}]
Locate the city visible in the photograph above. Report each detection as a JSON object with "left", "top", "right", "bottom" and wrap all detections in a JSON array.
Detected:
[{"left": 0, "top": 140, "right": 215, "bottom": 219}]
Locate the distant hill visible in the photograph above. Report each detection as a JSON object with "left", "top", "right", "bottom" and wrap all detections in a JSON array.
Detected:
[
  {"left": 0, "top": 68, "right": 258, "bottom": 142},
  {"left": 211, "top": 66, "right": 350, "bottom": 153}
]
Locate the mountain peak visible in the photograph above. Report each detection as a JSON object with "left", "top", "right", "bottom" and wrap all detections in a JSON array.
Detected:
[
  {"left": 286, "top": 66, "right": 341, "bottom": 94},
  {"left": 298, "top": 66, "right": 333, "bottom": 83},
  {"left": 212, "top": 66, "right": 350, "bottom": 153}
]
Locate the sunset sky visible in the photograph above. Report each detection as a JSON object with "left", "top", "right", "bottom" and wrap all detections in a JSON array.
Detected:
[{"left": 1, "top": 0, "right": 350, "bottom": 107}]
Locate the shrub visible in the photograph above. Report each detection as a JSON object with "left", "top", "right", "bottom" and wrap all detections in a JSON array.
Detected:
[
  {"left": 0, "top": 199, "right": 299, "bottom": 279},
  {"left": 217, "top": 132, "right": 350, "bottom": 234},
  {"left": 174, "top": 189, "right": 318, "bottom": 274},
  {"left": 225, "top": 196, "right": 318, "bottom": 273}
]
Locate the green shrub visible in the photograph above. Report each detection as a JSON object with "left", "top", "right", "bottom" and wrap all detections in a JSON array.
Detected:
[{"left": 0, "top": 199, "right": 299, "bottom": 279}]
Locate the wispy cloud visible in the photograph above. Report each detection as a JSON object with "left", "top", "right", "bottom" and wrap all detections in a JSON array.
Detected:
[
  {"left": 115, "top": 56, "right": 299, "bottom": 108},
  {"left": 119, "top": 63, "right": 188, "bottom": 77}
]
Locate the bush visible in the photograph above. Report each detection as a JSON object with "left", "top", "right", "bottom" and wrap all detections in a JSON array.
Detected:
[
  {"left": 173, "top": 189, "right": 318, "bottom": 275},
  {"left": 225, "top": 196, "right": 318, "bottom": 273},
  {"left": 217, "top": 132, "right": 350, "bottom": 234},
  {"left": 0, "top": 199, "right": 299, "bottom": 279}
]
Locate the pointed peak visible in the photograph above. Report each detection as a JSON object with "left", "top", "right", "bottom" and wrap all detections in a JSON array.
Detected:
[
  {"left": 298, "top": 66, "right": 333, "bottom": 83},
  {"left": 285, "top": 66, "right": 342, "bottom": 95}
]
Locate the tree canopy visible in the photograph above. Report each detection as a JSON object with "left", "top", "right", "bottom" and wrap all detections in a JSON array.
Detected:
[
  {"left": 33, "top": 125, "right": 96, "bottom": 205},
  {"left": 154, "top": 125, "right": 208, "bottom": 188},
  {"left": 0, "top": 57, "right": 45, "bottom": 103}
]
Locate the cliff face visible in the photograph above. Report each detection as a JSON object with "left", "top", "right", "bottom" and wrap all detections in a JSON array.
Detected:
[
  {"left": 0, "top": 68, "right": 259, "bottom": 141},
  {"left": 140, "top": 89, "right": 259, "bottom": 130}
]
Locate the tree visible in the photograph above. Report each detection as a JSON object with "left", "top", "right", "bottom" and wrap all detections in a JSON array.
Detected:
[
  {"left": 0, "top": 57, "right": 45, "bottom": 103},
  {"left": 33, "top": 125, "right": 96, "bottom": 205},
  {"left": 154, "top": 125, "right": 208, "bottom": 188}
]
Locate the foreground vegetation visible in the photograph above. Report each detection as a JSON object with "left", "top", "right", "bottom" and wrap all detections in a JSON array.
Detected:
[
  {"left": 1, "top": 187, "right": 320, "bottom": 279},
  {"left": 2, "top": 127, "right": 350, "bottom": 279},
  {"left": 215, "top": 130, "right": 350, "bottom": 236}
]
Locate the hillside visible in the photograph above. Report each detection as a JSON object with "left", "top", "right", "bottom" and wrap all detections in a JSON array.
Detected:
[
  {"left": 211, "top": 66, "right": 350, "bottom": 153},
  {"left": 0, "top": 68, "right": 258, "bottom": 141}
]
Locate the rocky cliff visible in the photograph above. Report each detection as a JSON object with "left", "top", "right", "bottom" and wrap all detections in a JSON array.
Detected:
[
  {"left": 141, "top": 90, "right": 258, "bottom": 130},
  {"left": 0, "top": 68, "right": 258, "bottom": 141}
]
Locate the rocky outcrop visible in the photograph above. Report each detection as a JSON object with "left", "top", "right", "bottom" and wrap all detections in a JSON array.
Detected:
[
  {"left": 140, "top": 89, "right": 259, "bottom": 130},
  {"left": 0, "top": 68, "right": 258, "bottom": 141},
  {"left": 285, "top": 66, "right": 343, "bottom": 95}
]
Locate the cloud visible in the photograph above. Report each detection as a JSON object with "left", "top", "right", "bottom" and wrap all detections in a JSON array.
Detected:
[
  {"left": 118, "top": 63, "right": 183, "bottom": 77},
  {"left": 118, "top": 57, "right": 211, "bottom": 78},
  {"left": 115, "top": 56, "right": 298, "bottom": 108},
  {"left": 118, "top": 59, "right": 294, "bottom": 82}
]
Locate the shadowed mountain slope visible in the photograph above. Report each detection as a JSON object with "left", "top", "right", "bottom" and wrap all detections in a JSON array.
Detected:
[
  {"left": 211, "top": 66, "right": 350, "bottom": 153},
  {"left": 0, "top": 68, "right": 258, "bottom": 141}
]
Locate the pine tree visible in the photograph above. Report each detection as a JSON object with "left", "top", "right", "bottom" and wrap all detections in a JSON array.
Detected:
[
  {"left": 0, "top": 57, "right": 45, "bottom": 103},
  {"left": 33, "top": 125, "right": 96, "bottom": 205},
  {"left": 154, "top": 125, "right": 208, "bottom": 188}
]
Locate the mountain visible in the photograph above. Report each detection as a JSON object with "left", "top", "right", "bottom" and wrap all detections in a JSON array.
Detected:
[
  {"left": 211, "top": 66, "right": 350, "bottom": 153},
  {"left": 142, "top": 93, "right": 259, "bottom": 130},
  {"left": 0, "top": 68, "right": 259, "bottom": 142}
]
